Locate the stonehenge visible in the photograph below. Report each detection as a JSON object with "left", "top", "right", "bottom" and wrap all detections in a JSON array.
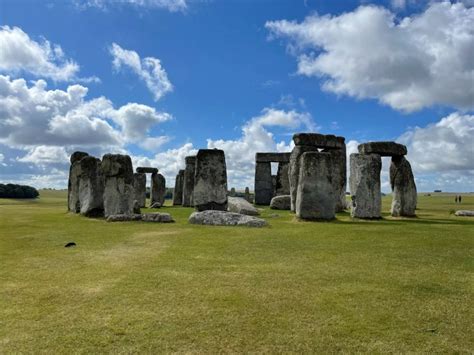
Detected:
[
  {"left": 254, "top": 152, "right": 291, "bottom": 205},
  {"left": 228, "top": 196, "right": 259, "bottom": 216},
  {"left": 173, "top": 170, "right": 185, "bottom": 205},
  {"left": 133, "top": 173, "right": 146, "bottom": 208},
  {"left": 68, "top": 151, "right": 89, "bottom": 213},
  {"left": 151, "top": 173, "right": 166, "bottom": 207},
  {"left": 390, "top": 156, "right": 417, "bottom": 217},
  {"left": 270, "top": 195, "right": 291, "bottom": 210},
  {"left": 78, "top": 156, "right": 104, "bottom": 217},
  {"left": 193, "top": 149, "right": 228, "bottom": 211},
  {"left": 182, "top": 156, "right": 196, "bottom": 207}
]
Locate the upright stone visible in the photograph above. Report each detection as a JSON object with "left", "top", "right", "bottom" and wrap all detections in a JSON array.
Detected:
[
  {"left": 244, "top": 187, "right": 251, "bottom": 203},
  {"left": 275, "top": 162, "right": 290, "bottom": 196},
  {"left": 390, "top": 156, "right": 417, "bottom": 217},
  {"left": 229, "top": 187, "right": 236, "bottom": 197},
  {"left": 349, "top": 153, "right": 382, "bottom": 219},
  {"left": 133, "top": 173, "right": 146, "bottom": 208},
  {"left": 193, "top": 149, "right": 228, "bottom": 211},
  {"left": 173, "top": 170, "right": 185, "bottom": 206},
  {"left": 254, "top": 162, "right": 273, "bottom": 205},
  {"left": 289, "top": 145, "right": 318, "bottom": 211},
  {"left": 295, "top": 152, "right": 335, "bottom": 220},
  {"left": 68, "top": 151, "right": 89, "bottom": 213},
  {"left": 323, "top": 143, "right": 347, "bottom": 212},
  {"left": 78, "top": 156, "right": 104, "bottom": 217},
  {"left": 101, "top": 154, "right": 134, "bottom": 217},
  {"left": 151, "top": 173, "right": 166, "bottom": 207},
  {"left": 182, "top": 156, "right": 196, "bottom": 207}
]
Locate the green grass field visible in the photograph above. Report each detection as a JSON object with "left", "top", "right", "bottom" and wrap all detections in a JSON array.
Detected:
[{"left": 1, "top": 190, "right": 473, "bottom": 353}]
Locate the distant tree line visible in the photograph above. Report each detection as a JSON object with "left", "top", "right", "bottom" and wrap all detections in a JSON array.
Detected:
[{"left": 0, "top": 183, "right": 39, "bottom": 199}]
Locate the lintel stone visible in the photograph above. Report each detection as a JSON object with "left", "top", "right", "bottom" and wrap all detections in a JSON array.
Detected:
[
  {"left": 358, "top": 141, "right": 407, "bottom": 156},
  {"left": 255, "top": 152, "right": 291, "bottom": 163},
  {"left": 292, "top": 133, "right": 345, "bottom": 149},
  {"left": 136, "top": 167, "right": 158, "bottom": 174}
]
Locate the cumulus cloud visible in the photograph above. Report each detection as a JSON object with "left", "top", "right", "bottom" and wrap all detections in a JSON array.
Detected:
[
  {"left": 80, "top": 0, "right": 187, "bottom": 12},
  {"left": 266, "top": 2, "right": 474, "bottom": 112},
  {"left": 110, "top": 43, "right": 173, "bottom": 101},
  {"left": 0, "top": 26, "right": 98, "bottom": 83},
  {"left": 18, "top": 146, "right": 69, "bottom": 166}
]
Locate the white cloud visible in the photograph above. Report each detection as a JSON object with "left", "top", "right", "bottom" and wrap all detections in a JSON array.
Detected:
[
  {"left": 266, "top": 2, "right": 474, "bottom": 112},
  {"left": 110, "top": 43, "right": 173, "bottom": 101},
  {"left": 138, "top": 136, "right": 172, "bottom": 151},
  {"left": 80, "top": 0, "right": 187, "bottom": 12},
  {"left": 18, "top": 146, "right": 69, "bottom": 166},
  {"left": 0, "top": 26, "right": 97, "bottom": 83}
]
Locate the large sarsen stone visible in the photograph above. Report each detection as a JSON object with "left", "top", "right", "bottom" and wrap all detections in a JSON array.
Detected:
[
  {"left": 358, "top": 141, "right": 407, "bottom": 156},
  {"left": 173, "top": 169, "right": 185, "bottom": 205},
  {"left": 189, "top": 210, "right": 267, "bottom": 227},
  {"left": 133, "top": 172, "right": 146, "bottom": 208},
  {"left": 182, "top": 156, "right": 196, "bottom": 207},
  {"left": 390, "top": 156, "right": 417, "bottom": 217},
  {"left": 151, "top": 173, "right": 166, "bottom": 207},
  {"left": 227, "top": 196, "right": 259, "bottom": 216},
  {"left": 78, "top": 156, "right": 104, "bottom": 217},
  {"left": 270, "top": 195, "right": 291, "bottom": 210}
]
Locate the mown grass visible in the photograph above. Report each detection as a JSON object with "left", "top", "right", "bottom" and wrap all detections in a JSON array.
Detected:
[{"left": 1, "top": 190, "right": 473, "bottom": 353}]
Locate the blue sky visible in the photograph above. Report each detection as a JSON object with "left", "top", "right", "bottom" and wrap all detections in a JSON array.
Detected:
[{"left": 0, "top": 0, "right": 473, "bottom": 192}]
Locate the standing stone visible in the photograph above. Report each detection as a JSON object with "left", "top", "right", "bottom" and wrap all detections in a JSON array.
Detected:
[
  {"left": 229, "top": 187, "right": 236, "bottom": 197},
  {"left": 390, "top": 156, "right": 417, "bottom": 217},
  {"left": 193, "top": 149, "right": 228, "bottom": 211},
  {"left": 254, "top": 162, "right": 273, "bottom": 205},
  {"left": 275, "top": 162, "right": 290, "bottom": 196},
  {"left": 323, "top": 144, "right": 347, "bottom": 212},
  {"left": 151, "top": 173, "right": 166, "bottom": 207},
  {"left": 244, "top": 187, "right": 251, "bottom": 203},
  {"left": 173, "top": 170, "right": 185, "bottom": 206},
  {"left": 289, "top": 145, "right": 318, "bottom": 211},
  {"left": 295, "top": 152, "right": 335, "bottom": 220},
  {"left": 349, "top": 153, "right": 382, "bottom": 219},
  {"left": 78, "top": 156, "right": 104, "bottom": 217},
  {"left": 101, "top": 154, "right": 135, "bottom": 217},
  {"left": 133, "top": 173, "right": 146, "bottom": 208},
  {"left": 182, "top": 156, "right": 196, "bottom": 207},
  {"left": 272, "top": 175, "right": 277, "bottom": 197},
  {"left": 68, "top": 151, "right": 89, "bottom": 213}
]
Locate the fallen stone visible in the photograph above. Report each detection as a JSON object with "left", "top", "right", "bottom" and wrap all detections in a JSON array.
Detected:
[
  {"left": 136, "top": 167, "right": 158, "bottom": 174},
  {"left": 270, "top": 195, "right": 291, "bottom": 210},
  {"left": 296, "top": 152, "right": 335, "bottom": 220},
  {"left": 150, "top": 202, "right": 161, "bottom": 209},
  {"left": 349, "top": 153, "right": 382, "bottom": 219},
  {"left": 106, "top": 214, "right": 142, "bottom": 222},
  {"left": 227, "top": 196, "right": 259, "bottom": 216},
  {"left": 172, "top": 169, "right": 185, "bottom": 206},
  {"left": 193, "top": 149, "right": 228, "bottom": 211},
  {"left": 141, "top": 212, "right": 175, "bottom": 223},
  {"left": 358, "top": 141, "right": 407, "bottom": 156},
  {"left": 390, "top": 156, "right": 417, "bottom": 217},
  {"left": 151, "top": 173, "right": 166, "bottom": 206},
  {"left": 78, "top": 156, "right": 104, "bottom": 217},
  {"left": 182, "top": 156, "right": 196, "bottom": 207},
  {"left": 293, "top": 133, "right": 345, "bottom": 149},
  {"left": 133, "top": 172, "right": 147, "bottom": 208},
  {"left": 188, "top": 210, "right": 267, "bottom": 227},
  {"left": 455, "top": 210, "right": 474, "bottom": 217}
]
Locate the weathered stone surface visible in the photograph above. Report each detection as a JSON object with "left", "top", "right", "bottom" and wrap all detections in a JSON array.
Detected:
[
  {"left": 275, "top": 162, "right": 290, "bottom": 196},
  {"left": 136, "top": 167, "right": 158, "bottom": 174},
  {"left": 70, "top": 151, "right": 89, "bottom": 164},
  {"left": 188, "top": 210, "right": 267, "bottom": 227},
  {"left": 322, "top": 145, "right": 347, "bottom": 212},
  {"left": 194, "top": 149, "right": 228, "bottom": 211},
  {"left": 229, "top": 187, "right": 236, "bottom": 197},
  {"left": 244, "top": 187, "right": 251, "bottom": 203},
  {"left": 289, "top": 145, "right": 319, "bottom": 211},
  {"left": 133, "top": 173, "right": 146, "bottom": 208},
  {"left": 78, "top": 156, "right": 104, "bottom": 217},
  {"left": 455, "top": 210, "right": 474, "bottom": 217},
  {"left": 106, "top": 214, "right": 142, "bottom": 222},
  {"left": 296, "top": 152, "right": 335, "bottom": 220},
  {"left": 255, "top": 152, "right": 291, "bottom": 163},
  {"left": 68, "top": 158, "right": 83, "bottom": 213},
  {"left": 182, "top": 156, "right": 196, "bottom": 207},
  {"left": 358, "top": 141, "right": 407, "bottom": 156},
  {"left": 390, "top": 156, "right": 417, "bottom": 217},
  {"left": 172, "top": 170, "right": 184, "bottom": 206},
  {"left": 270, "top": 195, "right": 291, "bottom": 210},
  {"left": 141, "top": 212, "right": 174, "bottom": 223},
  {"left": 150, "top": 202, "right": 161, "bottom": 208},
  {"left": 101, "top": 154, "right": 135, "bottom": 217},
  {"left": 349, "top": 153, "right": 382, "bottom": 219},
  {"left": 133, "top": 200, "right": 141, "bottom": 214},
  {"left": 227, "top": 196, "right": 259, "bottom": 216},
  {"left": 151, "top": 173, "right": 166, "bottom": 206},
  {"left": 255, "top": 162, "right": 273, "bottom": 205},
  {"left": 293, "top": 133, "right": 345, "bottom": 149}
]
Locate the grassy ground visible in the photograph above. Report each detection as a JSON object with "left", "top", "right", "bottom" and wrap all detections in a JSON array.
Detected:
[{"left": 1, "top": 191, "right": 473, "bottom": 353}]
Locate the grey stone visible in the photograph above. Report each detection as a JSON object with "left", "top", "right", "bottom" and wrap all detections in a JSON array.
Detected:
[
  {"left": 295, "top": 152, "right": 335, "bottom": 220},
  {"left": 244, "top": 187, "right": 251, "bottom": 203},
  {"left": 293, "top": 133, "right": 345, "bottom": 149},
  {"left": 172, "top": 170, "right": 184, "bottom": 206},
  {"left": 136, "top": 167, "right": 158, "bottom": 174},
  {"left": 133, "top": 172, "right": 146, "bottom": 208},
  {"left": 323, "top": 145, "right": 347, "bottom": 212},
  {"left": 182, "top": 156, "right": 196, "bottom": 207},
  {"left": 270, "top": 195, "right": 291, "bottom": 210},
  {"left": 150, "top": 202, "right": 161, "bottom": 209},
  {"left": 227, "top": 196, "right": 259, "bottom": 216},
  {"left": 70, "top": 151, "right": 89, "bottom": 164},
  {"left": 254, "top": 161, "right": 273, "bottom": 205},
  {"left": 68, "top": 157, "right": 83, "bottom": 213},
  {"left": 349, "top": 153, "right": 382, "bottom": 219},
  {"left": 390, "top": 156, "right": 417, "bottom": 217},
  {"left": 151, "top": 173, "right": 166, "bottom": 207},
  {"left": 275, "top": 162, "right": 290, "bottom": 196},
  {"left": 101, "top": 154, "right": 135, "bottom": 218},
  {"left": 255, "top": 152, "right": 291, "bottom": 163},
  {"left": 289, "top": 144, "right": 319, "bottom": 211},
  {"left": 193, "top": 149, "right": 228, "bottom": 211},
  {"left": 78, "top": 156, "right": 104, "bottom": 217},
  {"left": 141, "top": 212, "right": 175, "bottom": 223},
  {"left": 188, "top": 210, "right": 267, "bottom": 227},
  {"left": 272, "top": 175, "right": 277, "bottom": 197},
  {"left": 358, "top": 141, "right": 407, "bottom": 156},
  {"left": 229, "top": 187, "right": 236, "bottom": 197},
  {"left": 133, "top": 200, "right": 141, "bottom": 214},
  {"left": 106, "top": 214, "right": 142, "bottom": 222},
  {"left": 455, "top": 210, "right": 474, "bottom": 217}
]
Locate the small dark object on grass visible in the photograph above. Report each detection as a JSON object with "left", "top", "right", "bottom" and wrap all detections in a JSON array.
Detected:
[{"left": 65, "top": 242, "right": 76, "bottom": 248}]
